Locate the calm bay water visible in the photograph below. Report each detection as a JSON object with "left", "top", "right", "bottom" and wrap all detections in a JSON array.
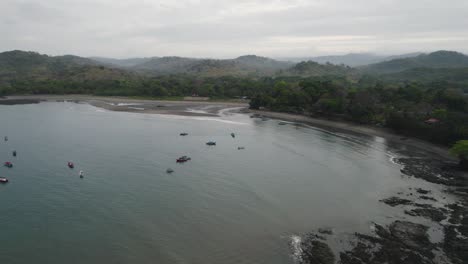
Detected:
[{"left": 0, "top": 102, "right": 442, "bottom": 264}]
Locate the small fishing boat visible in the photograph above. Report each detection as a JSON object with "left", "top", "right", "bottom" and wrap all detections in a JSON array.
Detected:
[
  {"left": 4, "top": 162, "right": 12, "bottom": 168},
  {"left": 176, "top": 156, "right": 191, "bottom": 163},
  {"left": 4, "top": 136, "right": 8, "bottom": 142},
  {"left": 68, "top": 162, "right": 74, "bottom": 169},
  {"left": 231, "top": 133, "right": 235, "bottom": 138},
  {"left": 238, "top": 147, "right": 245, "bottom": 150},
  {"left": 0, "top": 177, "right": 8, "bottom": 183},
  {"left": 12, "top": 150, "right": 17, "bottom": 157},
  {"left": 180, "top": 133, "right": 188, "bottom": 136},
  {"left": 79, "top": 170, "right": 84, "bottom": 178},
  {"left": 166, "top": 168, "right": 174, "bottom": 173},
  {"left": 206, "top": 141, "right": 216, "bottom": 146}
]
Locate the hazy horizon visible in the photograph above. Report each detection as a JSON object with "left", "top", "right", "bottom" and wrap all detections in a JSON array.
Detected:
[{"left": 1, "top": 0, "right": 468, "bottom": 59}]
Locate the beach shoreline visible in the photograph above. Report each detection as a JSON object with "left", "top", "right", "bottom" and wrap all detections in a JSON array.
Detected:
[
  {"left": 248, "top": 109, "right": 455, "bottom": 160},
  {"left": 1, "top": 94, "right": 455, "bottom": 159}
]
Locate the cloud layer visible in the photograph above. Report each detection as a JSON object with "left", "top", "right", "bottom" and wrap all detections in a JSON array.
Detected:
[{"left": 1, "top": 0, "right": 467, "bottom": 58}]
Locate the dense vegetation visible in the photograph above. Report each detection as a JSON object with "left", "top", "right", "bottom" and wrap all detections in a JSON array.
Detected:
[
  {"left": 1, "top": 50, "right": 467, "bottom": 147},
  {"left": 450, "top": 140, "right": 468, "bottom": 169},
  {"left": 249, "top": 76, "right": 468, "bottom": 146}
]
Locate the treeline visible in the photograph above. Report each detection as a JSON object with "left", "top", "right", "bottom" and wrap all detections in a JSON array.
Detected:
[
  {"left": 250, "top": 76, "right": 468, "bottom": 146},
  {"left": 1, "top": 73, "right": 467, "bottom": 146},
  {"left": 0, "top": 75, "right": 272, "bottom": 98}
]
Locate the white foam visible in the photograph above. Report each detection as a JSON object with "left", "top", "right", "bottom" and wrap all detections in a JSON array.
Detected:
[
  {"left": 290, "top": 235, "right": 303, "bottom": 263},
  {"left": 128, "top": 107, "right": 145, "bottom": 110},
  {"left": 185, "top": 108, "right": 209, "bottom": 114},
  {"left": 116, "top": 103, "right": 143, "bottom": 106},
  {"left": 157, "top": 114, "right": 248, "bottom": 125}
]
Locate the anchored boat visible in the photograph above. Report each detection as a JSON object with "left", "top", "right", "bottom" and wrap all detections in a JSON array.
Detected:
[
  {"left": 176, "top": 156, "right": 191, "bottom": 163},
  {"left": 4, "top": 162, "right": 12, "bottom": 168}
]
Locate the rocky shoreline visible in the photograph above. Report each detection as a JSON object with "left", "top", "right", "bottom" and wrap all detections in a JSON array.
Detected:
[{"left": 294, "top": 151, "right": 468, "bottom": 264}]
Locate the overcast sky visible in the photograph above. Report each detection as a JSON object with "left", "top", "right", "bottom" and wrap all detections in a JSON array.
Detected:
[{"left": 1, "top": 0, "right": 468, "bottom": 58}]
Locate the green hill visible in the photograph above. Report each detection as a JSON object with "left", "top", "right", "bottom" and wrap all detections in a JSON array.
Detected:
[
  {"left": 131, "top": 55, "right": 292, "bottom": 76},
  {"left": 362, "top": 50, "right": 468, "bottom": 74},
  {"left": 281, "top": 60, "right": 353, "bottom": 76},
  {"left": 0, "top": 50, "right": 132, "bottom": 81}
]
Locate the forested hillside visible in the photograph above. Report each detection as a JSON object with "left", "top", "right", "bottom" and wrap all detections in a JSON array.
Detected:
[{"left": 1, "top": 49, "right": 467, "bottom": 146}]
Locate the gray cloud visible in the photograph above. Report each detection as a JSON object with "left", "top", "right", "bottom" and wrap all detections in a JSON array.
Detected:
[{"left": 1, "top": 0, "right": 467, "bottom": 58}]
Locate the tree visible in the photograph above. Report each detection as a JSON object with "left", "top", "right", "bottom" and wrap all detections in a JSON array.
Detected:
[{"left": 450, "top": 140, "right": 468, "bottom": 170}]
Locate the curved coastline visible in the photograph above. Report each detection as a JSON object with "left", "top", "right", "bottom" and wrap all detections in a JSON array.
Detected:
[
  {"left": 248, "top": 109, "right": 455, "bottom": 160},
  {"left": 2, "top": 94, "right": 467, "bottom": 263},
  {"left": 0, "top": 94, "right": 455, "bottom": 159}
]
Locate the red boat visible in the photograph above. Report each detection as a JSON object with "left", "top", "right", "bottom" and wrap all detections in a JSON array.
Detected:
[
  {"left": 68, "top": 162, "right": 74, "bottom": 169},
  {"left": 0, "top": 178, "right": 8, "bottom": 183},
  {"left": 4, "top": 162, "right": 12, "bottom": 168},
  {"left": 176, "top": 156, "right": 191, "bottom": 163}
]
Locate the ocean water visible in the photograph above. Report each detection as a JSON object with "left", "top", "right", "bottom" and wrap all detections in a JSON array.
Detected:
[{"left": 0, "top": 102, "right": 446, "bottom": 264}]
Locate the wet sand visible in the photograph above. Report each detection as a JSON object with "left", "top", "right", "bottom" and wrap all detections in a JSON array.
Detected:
[{"left": 1, "top": 95, "right": 248, "bottom": 117}]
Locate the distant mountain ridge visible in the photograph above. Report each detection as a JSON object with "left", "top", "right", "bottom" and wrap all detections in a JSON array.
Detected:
[
  {"left": 280, "top": 52, "right": 423, "bottom": 67},
  {"left": 2, "top": 50, "right": 468, "bottom": 83},
  {"left": 89, "top": 57, "right": 154, "bottom": 68},
  {"left": 362, "top": 50, "right": 468, "bottom": 74}
]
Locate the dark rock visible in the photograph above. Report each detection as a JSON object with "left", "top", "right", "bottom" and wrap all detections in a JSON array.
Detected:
[
  {"left": 389, "top": 221, "right": 432, "bottom": 250},
  {"left": 395, "top": 158, "right": 467, "bottom": 187},
  {"left": 339, "top": 221, "right": 435, "bottom": 264},
  {"left": 301, "top": 239, "right": 335, "bottom": 264},
  {"left": 380, "top": 197, "right": 413, "bottom": 207},
  {"left": 318, "top": 228, "right": 333, "bottom": 235},
  {"left": 416, "top": 188, "right": 431, "bottom": 195},
  {"left": 459, "top": 158, "right": 468, "bottom": 171},
  {"left": 443, "top": 201, "right": 468, "bottom": 263},
  {"left": 419, "top": 195, "right": 436, "bottom": 201},
  {"left": 405, "top": 207, "right": 446, "bottom": 222}
]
